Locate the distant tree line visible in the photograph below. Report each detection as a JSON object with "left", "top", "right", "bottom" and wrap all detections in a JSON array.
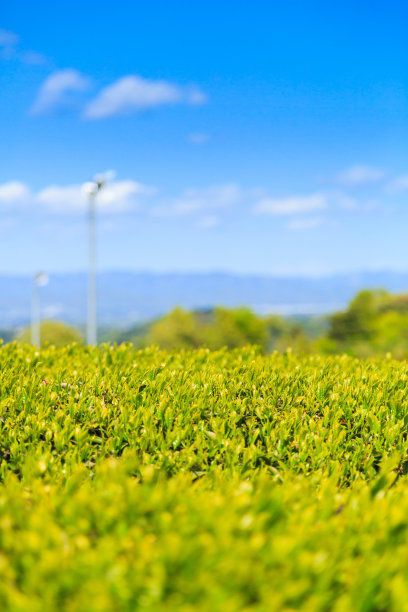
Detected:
[
  {"left": 114, "top": 306, "right": 316, "bottom": 353},
  {"left": 4, "top": 289, "right": 408, "bottom": 358},
  {"left": 317, "top": 289, "right": 408, "bottom": 359}
]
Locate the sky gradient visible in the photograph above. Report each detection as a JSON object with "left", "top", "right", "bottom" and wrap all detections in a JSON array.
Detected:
[{"left": 1, "top": 0, "right": 408, "bottom": 275}]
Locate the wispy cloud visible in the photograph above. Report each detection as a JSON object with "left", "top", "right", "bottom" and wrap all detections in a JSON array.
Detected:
[
  {"left": 337, "top": 165, "right": 385, "bottom": 186},
  {"left": 288, "top": 217, "right": 325, "bottom": 230},
  {"left": 21, "top": 50, "right": 47, "bottom": 66},
  {"left": 0, "top": 28, "right": 19, "bottom": 57},
  {"left": 31, "top": 69, "right": 91, "bottom": 115},
  {"left": 0, "top": 177, "right": 154, "bottom": 214},
  {"left": 386, "top": 175, "right": 408, "bottom": 193},
  {"left": 254, "top": 192, "right": 328, "bottom": 216},
  {"left": 188, "top": 132, "right": 210, "bottom": 145},
  {"left": 197, "top": 215, "right": 220, "bottom": 229},
  {"left": 152, "top": 184, "right": 241, "bottom": 217},
  {"left": 0, "top": 177, "right": 360, "bottom": 231},
  {"left": 84, "top": 75, "right": 207, "bottom": 119},
  {"left": 0, "top": 181, "right": 31, "bottom": 208},
  {"left": 254, "top": 190, "right": 356, "bottom": 216},
  {"left": 1, "top": 179, "right": 239, "bottom": 220},
  {"left": 0, "top": 28, "right": 47, "bottom": 65},
  {"left": 36, "top": 179, "right": 153, "bottom": 213}
]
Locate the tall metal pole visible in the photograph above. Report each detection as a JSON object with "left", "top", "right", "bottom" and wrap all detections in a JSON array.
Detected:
[
  {"left": 31, "top": 272, "right": 48, "bottom": 347},
  {"left": 87, "top": 191, "right": 97, "bottom": 346},
  {"left": 31, "top": 276, "right": 40, "bottom": 346},
  {"left": 84, "top": 173, "right": 110, "bottom": 346}
]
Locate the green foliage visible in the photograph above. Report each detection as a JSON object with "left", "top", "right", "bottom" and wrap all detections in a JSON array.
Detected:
[
  {"left": 16, "top": 320, "right": 83, "bottom": 348},
  {"left": 326, "top": 289, "right": 408, "bottom": 358},
  {"left": 108, "top": 321, "right": 151, "bottom": 348},
  {"left": 141, "top": 307, "right": 309, "bottom": 353},
  {"left": 148, "top": 307, "right": 203, "bottom": 350},
  {"left": 202, "top": 307, "right": 267, "bottom": 350},
  {"left": 0, "top": 329, "right": 13, "bottom": 344},
  {"left": 265, "top": 315, "right": 312, "bottom": 354},
  {"left": 329, "top": 290, "right": 387, "bottom": 343},
  {"left": 2, "top": 344, "right": 408, "bottom": 608}
]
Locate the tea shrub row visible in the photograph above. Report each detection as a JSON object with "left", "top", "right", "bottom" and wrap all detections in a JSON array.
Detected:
[{"left": 2, "top": 343, "right": 408, "bottom": 610}]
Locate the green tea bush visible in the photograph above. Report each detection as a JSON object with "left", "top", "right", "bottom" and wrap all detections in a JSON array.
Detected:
[{"left": 2, "top": 342, "right": 408, "bottom": 610}]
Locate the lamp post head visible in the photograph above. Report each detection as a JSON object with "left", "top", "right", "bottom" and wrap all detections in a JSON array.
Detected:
[
  {"left": 83, "top": 181, "right": 98, "bottom": 196},
  {"left": 94, "top": 177, "right": 105, "bottom": 191},
  {"left": 34, "top": 272, "right": 49, "bottom": 287},
  {"left": 83, "top": 170, "right": 114, "bottom": 197},
  {"left": 94, "top": 169, "right": 116, "bottom": 183}
]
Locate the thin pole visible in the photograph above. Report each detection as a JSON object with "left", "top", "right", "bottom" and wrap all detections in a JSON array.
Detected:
[
  {"left": 87, "top": 192, "right": 97, "bottom": 345},
  {"left": 31, "top": 277, "right": 40, "bottom": 346}
]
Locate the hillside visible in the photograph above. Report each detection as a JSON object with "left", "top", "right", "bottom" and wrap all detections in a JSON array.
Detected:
[{"left": 3, "top": 270, "right": 408, "bottom": 328}]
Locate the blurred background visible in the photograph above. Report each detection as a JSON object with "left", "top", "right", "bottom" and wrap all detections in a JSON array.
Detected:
[{"left": 1, "top": 0, "right": 408, "bottom": 356}]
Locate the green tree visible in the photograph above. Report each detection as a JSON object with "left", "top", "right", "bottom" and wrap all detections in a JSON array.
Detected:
[
  {"left": 147, "top": 308, "right": 203, "bottom": 350},
  {"left": 328, "top": 290, "right": 390, "bottom": 343},
  {"left": 322, "top": 289, "right": 408, "bottom": 358},
  {"left": 16, "top": 320, "right": 83, "bottom": 348},
  {"left": 203, "top": 307, "right": 267, "bottom": 350}
]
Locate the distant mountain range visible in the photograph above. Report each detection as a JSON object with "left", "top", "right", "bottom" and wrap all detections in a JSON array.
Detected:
[{"left": 1, "top": 270, "right": 408, "bottom": 329}]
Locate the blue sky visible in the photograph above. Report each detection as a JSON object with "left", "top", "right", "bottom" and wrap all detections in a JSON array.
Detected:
[{"left": 1, "top": 0, "right": 408, "bottom": 276}]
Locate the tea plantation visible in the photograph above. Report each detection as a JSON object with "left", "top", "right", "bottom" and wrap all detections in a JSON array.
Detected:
[{"left": 2, "top": 342, "right": 408, "bottom": 610}]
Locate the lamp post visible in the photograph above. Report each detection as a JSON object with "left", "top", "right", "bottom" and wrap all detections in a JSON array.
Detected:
[
  {"left": 31, "top": 272, "right": 48, "bottom": 347},
  {"left": 83, "top": 174, "right": 107, "bottom": 346}
]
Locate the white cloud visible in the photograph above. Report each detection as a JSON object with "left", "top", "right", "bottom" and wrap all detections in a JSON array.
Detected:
[
  {"left": 254, "top": 192, "right": 328, "bottom": 216},
  {"left": 36, "top": 184, "right": 86, "bottom": 212},
  {"left": 0, "top": 177, "right": 153, "bottom": 215},
  {"left": 2, "top": 179, "right": 238, "bottom": 220},
  {"left": 186, "top": 88, "right": 207, "bottom": 105},
  {"left": 337, "top": 165, "right": 385, "bottom": 186},
  {"left": 22, "top": 50, "right": 47, "bottom": 66},
  {"left": 0, "top": 29, "right": 18, "bottom": 56},
  {"left": 254, "top": 190, "right": 357, "bottom": 217},
  {"left": 0, "top": 179, "right": 360, "bottom": 231},
  {"left": 0, "top": 181, "right": 30, "bottom": 208},
  {"left": 0, "top": 29, "right": 18, "bottom": 46},
  {"left": 288, "top": 217, "right": 325, "bottom": 230},
  {"left": 84, "top": 75, "right": 207, "bottom": 119},
  {"left": 0, "top": 29, "right": 47, "bottom": 65},
  {"left": 330, "top": 191, "right": 357, "bottom": 209},
  {"left": 387, "top": 175, "right": 408, "bottom": 193},
  {"left": 97, "top": 180, "right": 156, "bottom": 211},
  {"left": 36, "top": 179, "right": 153, "bottom": 214},
  {"left": 152, "top": 183, "right": 241, "bottom": 217},
  {"left": 188, "top": 132, "right": 210, "bottom": 145},
  {"left": 31, "top": 69, "right": 91, "bottom": 115}
]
